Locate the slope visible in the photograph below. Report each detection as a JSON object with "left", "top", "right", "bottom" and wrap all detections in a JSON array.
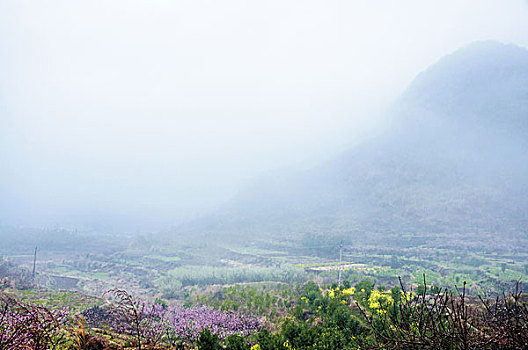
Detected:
[{"left": 183, "top": 41, "right": 528, "bottom": 250}]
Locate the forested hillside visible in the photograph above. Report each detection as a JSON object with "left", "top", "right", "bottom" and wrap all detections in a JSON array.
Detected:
[{"left": 187, "top": 41, "right": 528, "bottom": 252}]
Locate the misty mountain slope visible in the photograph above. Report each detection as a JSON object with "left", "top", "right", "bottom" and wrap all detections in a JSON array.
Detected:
[
  {"left": 185, "top": 41, "right": 528, "bottom": 245},
  {"left": 400, "top": 41, "right": 528, "bottom": 133}
]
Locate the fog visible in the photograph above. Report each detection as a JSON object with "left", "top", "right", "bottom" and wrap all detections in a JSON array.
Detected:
[{"left": 1, "top": 0, "right": 528, "bottom": 230}]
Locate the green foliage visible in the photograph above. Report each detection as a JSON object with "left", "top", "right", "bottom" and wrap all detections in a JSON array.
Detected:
[
  {"left": 4, "top": 277, "right": 528, "bottom": 350},
  {"left": 157, "top": 265, "right": 306, "bottom": 297},
  {"left": 353, "top": 278, "right": 375, "bottom": 305},
  {"left": 270, "top": 282, "right": 366, "bottom": 349},
  {"left": 197, "top": 328, "right": 220, "bottom": 350},
  {"left": 189, "top": 284, "right": 297, "bottom": 321},
  {"left": 225, "top": 334, "right": 247, "bottom": 350},
  {"left": 279, "top": 313, "right": 363, "bottom": 350},
  {"left": 301, "top": 281, "right": 322, "bottom": 304},
  {"left": 253, "top": 329, "right": 283, "bottom": 350}
]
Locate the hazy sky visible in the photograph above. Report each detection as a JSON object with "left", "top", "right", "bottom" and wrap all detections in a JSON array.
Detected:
[{"left": 1, "top": 0, "right": 528, "bottom": 230}]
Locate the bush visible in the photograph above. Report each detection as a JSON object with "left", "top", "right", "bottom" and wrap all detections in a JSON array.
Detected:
[
  {"left": 0, "top": 292, "right": 68, "bottom": 350},
  {"left": 197, "top": 328, "right": 220, "bottom": 350},
  {"left": 225, "top": 334, "right": 247, "bottom": 350},
  {"left": 357, "top": 277, "right": 528, "bottom": 349}
]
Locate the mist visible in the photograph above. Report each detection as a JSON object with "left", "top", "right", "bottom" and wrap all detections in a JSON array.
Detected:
[{"left": 1, "top": 0, "right": 528, "bottom": 230}]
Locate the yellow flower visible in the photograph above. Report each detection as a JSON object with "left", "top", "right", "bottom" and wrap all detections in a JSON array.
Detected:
[
  {"left": 283, "top": 340, "right": 295, "bottom": 349},
  {"left": 403, "top": 291, "right": 413, "bottom": 301},
  {"left": 251, "top": 345, "right": 261, "bottom": 350},
  {"left": 342, "top": 287, "right": 355, "bottom": 296},
  {"left": 368, "top": 289, "right": 394, "bottom": 310}
]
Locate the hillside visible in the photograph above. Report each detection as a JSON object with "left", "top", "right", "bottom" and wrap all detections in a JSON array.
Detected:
[{"left": 183, "top": 41, "right": 528, "bottom": 250}]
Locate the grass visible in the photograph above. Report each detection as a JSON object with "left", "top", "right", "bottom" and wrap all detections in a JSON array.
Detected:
[
  {"left": 293, "top": 262, "right": 356, "bottom": 268},
  {"left": 17, "top": 290, "right": 102, "bottom": 312},
  {"left": 223, "top": 246, "right": 287, "bottom": 256},
  {"left": 144, "top": 255, "right": 181, "bottom": 262},
  {"left": 3, "top": 228, "right": 525, "bottom": 300}
]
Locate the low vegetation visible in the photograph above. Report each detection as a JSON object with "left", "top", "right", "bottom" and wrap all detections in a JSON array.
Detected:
[
  {"left": 2, "top": 275, "right": 527, "bottom": 349},
  {"left": 1, "top": 227, "right": 527, "bottom": 349}
]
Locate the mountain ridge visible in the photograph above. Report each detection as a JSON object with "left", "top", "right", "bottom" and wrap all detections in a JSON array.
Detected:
[{"left": 179, "top": 41, "right": 528, "bottom": 248}]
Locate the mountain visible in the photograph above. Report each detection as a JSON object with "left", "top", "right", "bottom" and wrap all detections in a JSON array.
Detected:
[{"left": 183, "top": 41, "right": 528, "bottom": 249}]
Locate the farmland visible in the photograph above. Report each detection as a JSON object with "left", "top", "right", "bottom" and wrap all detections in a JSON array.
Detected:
[{"left": 1, "top": 226, "right": 526, "bottom": 301}]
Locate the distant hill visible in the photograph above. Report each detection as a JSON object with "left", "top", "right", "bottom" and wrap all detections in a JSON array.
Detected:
[{"left": 182, "top": 41, "right": 528, "bottom": 250}]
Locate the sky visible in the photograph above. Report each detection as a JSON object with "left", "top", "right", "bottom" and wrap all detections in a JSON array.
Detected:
[{"left": 1, "top": 0, "right": 528, "bottom": 231}]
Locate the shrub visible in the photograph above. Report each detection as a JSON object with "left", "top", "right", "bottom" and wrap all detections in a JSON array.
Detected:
[
  {"left": 197, "top": 328, "right": 220, "bottom": 350},
  {"left": 0, "top": 292, "right": 68, "bottom": 350}
]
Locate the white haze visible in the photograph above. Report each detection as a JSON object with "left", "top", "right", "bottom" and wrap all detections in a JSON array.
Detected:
[{"left": 1, "top": 0, "right": 528, "bottom": 230}]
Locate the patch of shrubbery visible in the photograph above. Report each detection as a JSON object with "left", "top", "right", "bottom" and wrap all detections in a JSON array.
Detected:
[
  {"left": 191, "top": 284, "right": 299, "bottom": 321},
  {"left": 156, "top": 265, "right": 307, "bottom": 298},
  {"left": 0, "top": 258, "right": 33, "bottom": 290},
  {"left": 2, "top": 278, "right": 527, "bottom": 350},
  {"left": 355, "top": 276, "right": 528, "bottom": 349},
  {"left": 0, "top": 293, "right": 68, "bottom": 350}
]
